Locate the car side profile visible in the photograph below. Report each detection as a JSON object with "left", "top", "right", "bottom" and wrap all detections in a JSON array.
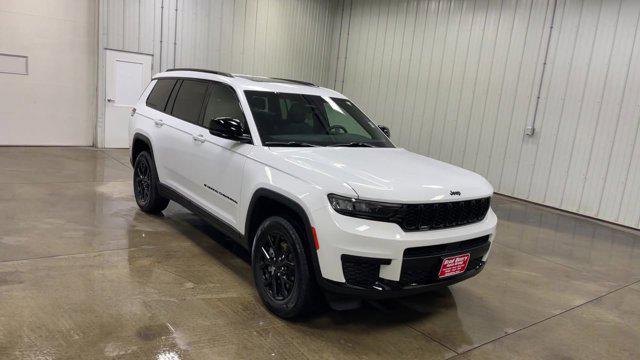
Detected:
[{"left": 129, "top": 68, "right": 497, "bottom": 318}]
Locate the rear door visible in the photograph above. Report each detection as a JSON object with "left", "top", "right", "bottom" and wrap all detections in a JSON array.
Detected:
[
  {"left": 156, "top": 79, "right": 210, "bottom": 201},
  {"left": 142, "top": 78, "right": 178, "bottom": 182}
]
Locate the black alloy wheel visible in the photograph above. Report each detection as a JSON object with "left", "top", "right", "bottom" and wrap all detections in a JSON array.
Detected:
[
  {"left": 252, "top": 216, "right": 316, "bottom": 318},
  {"left": 256, "top": 230, "right": 297, "bottom": 301},
  {"left": 134, "top": 156, "right": 151, "bottom": 205},
  {"left": 133, "top": 151, "right": 170, "bottom": 213}
]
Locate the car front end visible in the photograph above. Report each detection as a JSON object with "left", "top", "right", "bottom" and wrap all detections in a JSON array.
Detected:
[
  {"left": 310, "top": 193, "right": 497, "bottom": 298},
  {"left": 239, "top": 84, "right": 497, "bottom": 299}
]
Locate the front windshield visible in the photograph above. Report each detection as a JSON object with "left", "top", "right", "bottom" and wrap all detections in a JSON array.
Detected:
[{"left": 244, "top": 91, "right": 394, "bottom": 147}]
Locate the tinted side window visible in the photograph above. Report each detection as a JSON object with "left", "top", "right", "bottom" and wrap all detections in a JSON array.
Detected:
[
  {"left": 203, "top": 83, "right": 245, "bottom": 129},
  {"left": 171, "top": 80, "right": 209, "bottom": 124},
  {"left": 146, "top": 79, "right": 177, "bottom": 111}
]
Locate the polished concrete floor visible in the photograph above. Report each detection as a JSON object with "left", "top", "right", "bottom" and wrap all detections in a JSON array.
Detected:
[{"left": 0, "top": 147, "right": 638, "bottom": 359}]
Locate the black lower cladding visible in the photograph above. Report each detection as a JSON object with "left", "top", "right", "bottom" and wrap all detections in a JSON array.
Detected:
[
  {"left": 400, "top": 235, "right": 490, "bottom": 286},
  {"left": 340, "top": 235, "right": 491, "bottom": 289},
  {"left": 341, "top": 255, "right": 391, "bottom": 288}
]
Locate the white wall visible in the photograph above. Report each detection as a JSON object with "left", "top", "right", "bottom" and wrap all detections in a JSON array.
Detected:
[
  {"left": 97, "top": 0, "right": 341, "bottom": 146},
  {"left": 0, "top": 0, "right": 97, "bottom": 146},
  {"left": 334, "top": 0, "right": 640, "bottom": 229}
]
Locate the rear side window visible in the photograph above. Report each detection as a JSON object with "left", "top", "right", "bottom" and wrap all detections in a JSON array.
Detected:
[
  {"left": 202, "top": 83, "right": 245, "bottom": 129},
  {"left": 170, "top": 80, "right": 209, "bottom": 125},
  {"left": 146, "top": 79, "right": 176, "bottom": 111}
]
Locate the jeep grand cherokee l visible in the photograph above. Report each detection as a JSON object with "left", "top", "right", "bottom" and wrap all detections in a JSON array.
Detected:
[{"left": 129, "top": 68, "right": 497, "bottom": 318}]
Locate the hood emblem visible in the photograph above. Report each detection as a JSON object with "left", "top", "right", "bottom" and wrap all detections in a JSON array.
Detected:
[{"left": 450, "top": 191, "right": 461, "bottom": 196}]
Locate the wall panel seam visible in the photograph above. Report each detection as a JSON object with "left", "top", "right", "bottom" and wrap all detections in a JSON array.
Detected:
[
  {"left": 541, "top": 0, "right": 585, "bottom": 204},
  {"left": 599, "top": 3, "right": 640, "bottom": 218},
  {"left": 557, "top": 0, "right": 604, "bottom": 208},
  {"left": 576, "top": 0, "right": 623, "bottom": 212}
]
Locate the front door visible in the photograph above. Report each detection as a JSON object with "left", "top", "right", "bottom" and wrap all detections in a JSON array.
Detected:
[
  {"left": 194, "top": 82, "right": 251, "bottom": 230},
  {"left": 105, "top": 50, "right": 152, "bottom": 148}
]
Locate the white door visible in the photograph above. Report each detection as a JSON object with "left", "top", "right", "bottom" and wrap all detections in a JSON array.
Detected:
[
  {"left": 105, "top": 50, "right": 152, "bottom": 148},
  {"left": 194, "top": 82, "right": 249, "bottom": 229}
]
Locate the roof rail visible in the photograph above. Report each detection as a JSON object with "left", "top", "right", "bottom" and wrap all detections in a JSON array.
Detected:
[
  {"left": 166, "top": 68, "right": 233, "bottom": 78},
  {"left": 271, "top": 77, "right": 318, "bottom": 87}
]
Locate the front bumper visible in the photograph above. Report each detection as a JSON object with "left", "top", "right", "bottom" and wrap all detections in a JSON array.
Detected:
[
  {"left": 322, "top": 263, "right": 486, "bottom": 299},
  {"left": 323, "top": 235, "right": 489, "bottom": 298},
  {"left": 310, "top": 205, "right": 497, "bottom": 297}
]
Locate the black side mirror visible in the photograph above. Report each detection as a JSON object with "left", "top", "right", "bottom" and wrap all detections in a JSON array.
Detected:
[
  {"left": 209, "top": 117, "right": 252, "bottom": 143},
  {"left": 378, "top": 125, "right": 390, "bottom": 138}
]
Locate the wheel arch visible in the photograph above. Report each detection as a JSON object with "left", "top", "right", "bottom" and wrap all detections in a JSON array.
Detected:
[
  {"left": 245, "top": 188, "right": 322, "bottom": 279},
  {"left": 131, "top": 133, "right": 154, "bottom": 166}
]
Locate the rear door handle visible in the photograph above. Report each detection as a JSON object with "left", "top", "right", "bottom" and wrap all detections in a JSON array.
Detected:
[
  {"left": 154, "top": 119, "right": 164, "bottom": 127},
  {"left": 192, "top": 134, "right": 205, "bottom": 143}
]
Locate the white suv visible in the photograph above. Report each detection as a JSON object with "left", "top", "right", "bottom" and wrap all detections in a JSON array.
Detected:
[{"left": 130, "top": 68, "right": 497, "bottom": 318}]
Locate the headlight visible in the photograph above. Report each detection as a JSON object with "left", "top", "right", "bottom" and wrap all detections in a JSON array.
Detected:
[{"left": 327, "top": 194, "right": 402, "bottom": 220}]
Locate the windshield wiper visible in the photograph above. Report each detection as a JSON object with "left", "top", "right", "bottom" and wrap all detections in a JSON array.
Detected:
[
  {"left": 329, "top": 142, "right": 376, "bottom": 148},
  {"left": 264, "top": 141, "right": 319, "bottom": 147}
]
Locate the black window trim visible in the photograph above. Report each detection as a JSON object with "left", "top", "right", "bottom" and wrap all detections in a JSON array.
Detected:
[
  {"left": 145, "top": 78, "right": 179, "bottom": 112},
  {"left": 199, "top": 80, "right": 247, "bottom": 128},
  {"left": 199, "top": 80, "right": 252, "bottom": 145},
  {"left": 197, "top": 84, "right": 214, "bottom": 127},
  {"left": 166, "top": 78, "right": 210, "bottom": 126},
  {"left": 147, "top": 76, "right": 253, "bottom": 144},
  {"left": 165, "top": 79, "right": 182, "bottom": 115}
]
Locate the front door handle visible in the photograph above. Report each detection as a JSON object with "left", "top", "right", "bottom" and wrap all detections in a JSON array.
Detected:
[
  {"left": 107, "top": 98, "right": 115, "bottom": 103},
  {"left": 154, "top": 119, "right": 164, "bottom": 127},
  {"left": 192, "top": 134, "right": 205, "bottom": 143}
]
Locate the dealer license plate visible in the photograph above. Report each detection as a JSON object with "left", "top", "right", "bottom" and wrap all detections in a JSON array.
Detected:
[{"left": 438, "top": 253, "right": 470, "bottom": 279}]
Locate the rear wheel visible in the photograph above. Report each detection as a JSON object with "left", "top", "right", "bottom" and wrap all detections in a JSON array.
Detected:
[
  {"left": 252, "top": 216, "right": 315, "bottom": 318},
  {"left": 133, "top": 151, "right": 169, "bottom": 213}
]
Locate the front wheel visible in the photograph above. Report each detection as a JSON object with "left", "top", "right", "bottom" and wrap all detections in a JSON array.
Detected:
[{"left": 252, "top": 216, "right": 316, "bottom": 318}]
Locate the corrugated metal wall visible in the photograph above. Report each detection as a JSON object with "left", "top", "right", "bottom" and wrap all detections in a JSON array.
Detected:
[
  {"left": 527, "top": 0, "right": 640, "bottom": 227},
  {"left": 177, "top": 0, "right": 340, "bottom": 86},
  {"left": 102, "top": 0, "right": 340, "bottom": 85},
  {"left": 98, "top": 0, "right": 340, "bottom": 147},
  {"left": 105, "top": 0, "right": 157, "bottom": 55},
  {"left": 335, "top": 0, "right": 640, "bottom": 229},
  {"left": 101, "top": 0, "right": 640, "bottom": 228}
]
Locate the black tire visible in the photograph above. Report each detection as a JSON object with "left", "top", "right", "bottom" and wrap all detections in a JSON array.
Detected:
[
  {"left": 252, "top": 216, "right": 316, "bottom": 318},
  {"left": 133, "top": 151, "right": 169, "bottom": 214}
]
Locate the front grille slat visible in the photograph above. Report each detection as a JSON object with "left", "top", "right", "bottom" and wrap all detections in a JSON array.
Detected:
[
  {"left": 399, "top": 197, "right": 491, "bottom": 231},
  {"left": 403, "top": 235, "right": 490, "bottom": 258}
]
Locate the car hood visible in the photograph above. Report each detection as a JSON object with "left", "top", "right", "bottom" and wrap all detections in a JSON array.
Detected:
[{"left": 266, "top": 147, "right": 493, "bottom": 203}]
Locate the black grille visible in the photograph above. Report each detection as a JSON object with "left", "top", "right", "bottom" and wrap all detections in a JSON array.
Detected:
[
  {"left": 341, "top": 255, "right": 389, "bottom": 288},
  {"left": 404, "top": 235, "right": 490, "bottom": 258},
  {"left": 392, "top": 197, "right": 491, "bottom": 231}
]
